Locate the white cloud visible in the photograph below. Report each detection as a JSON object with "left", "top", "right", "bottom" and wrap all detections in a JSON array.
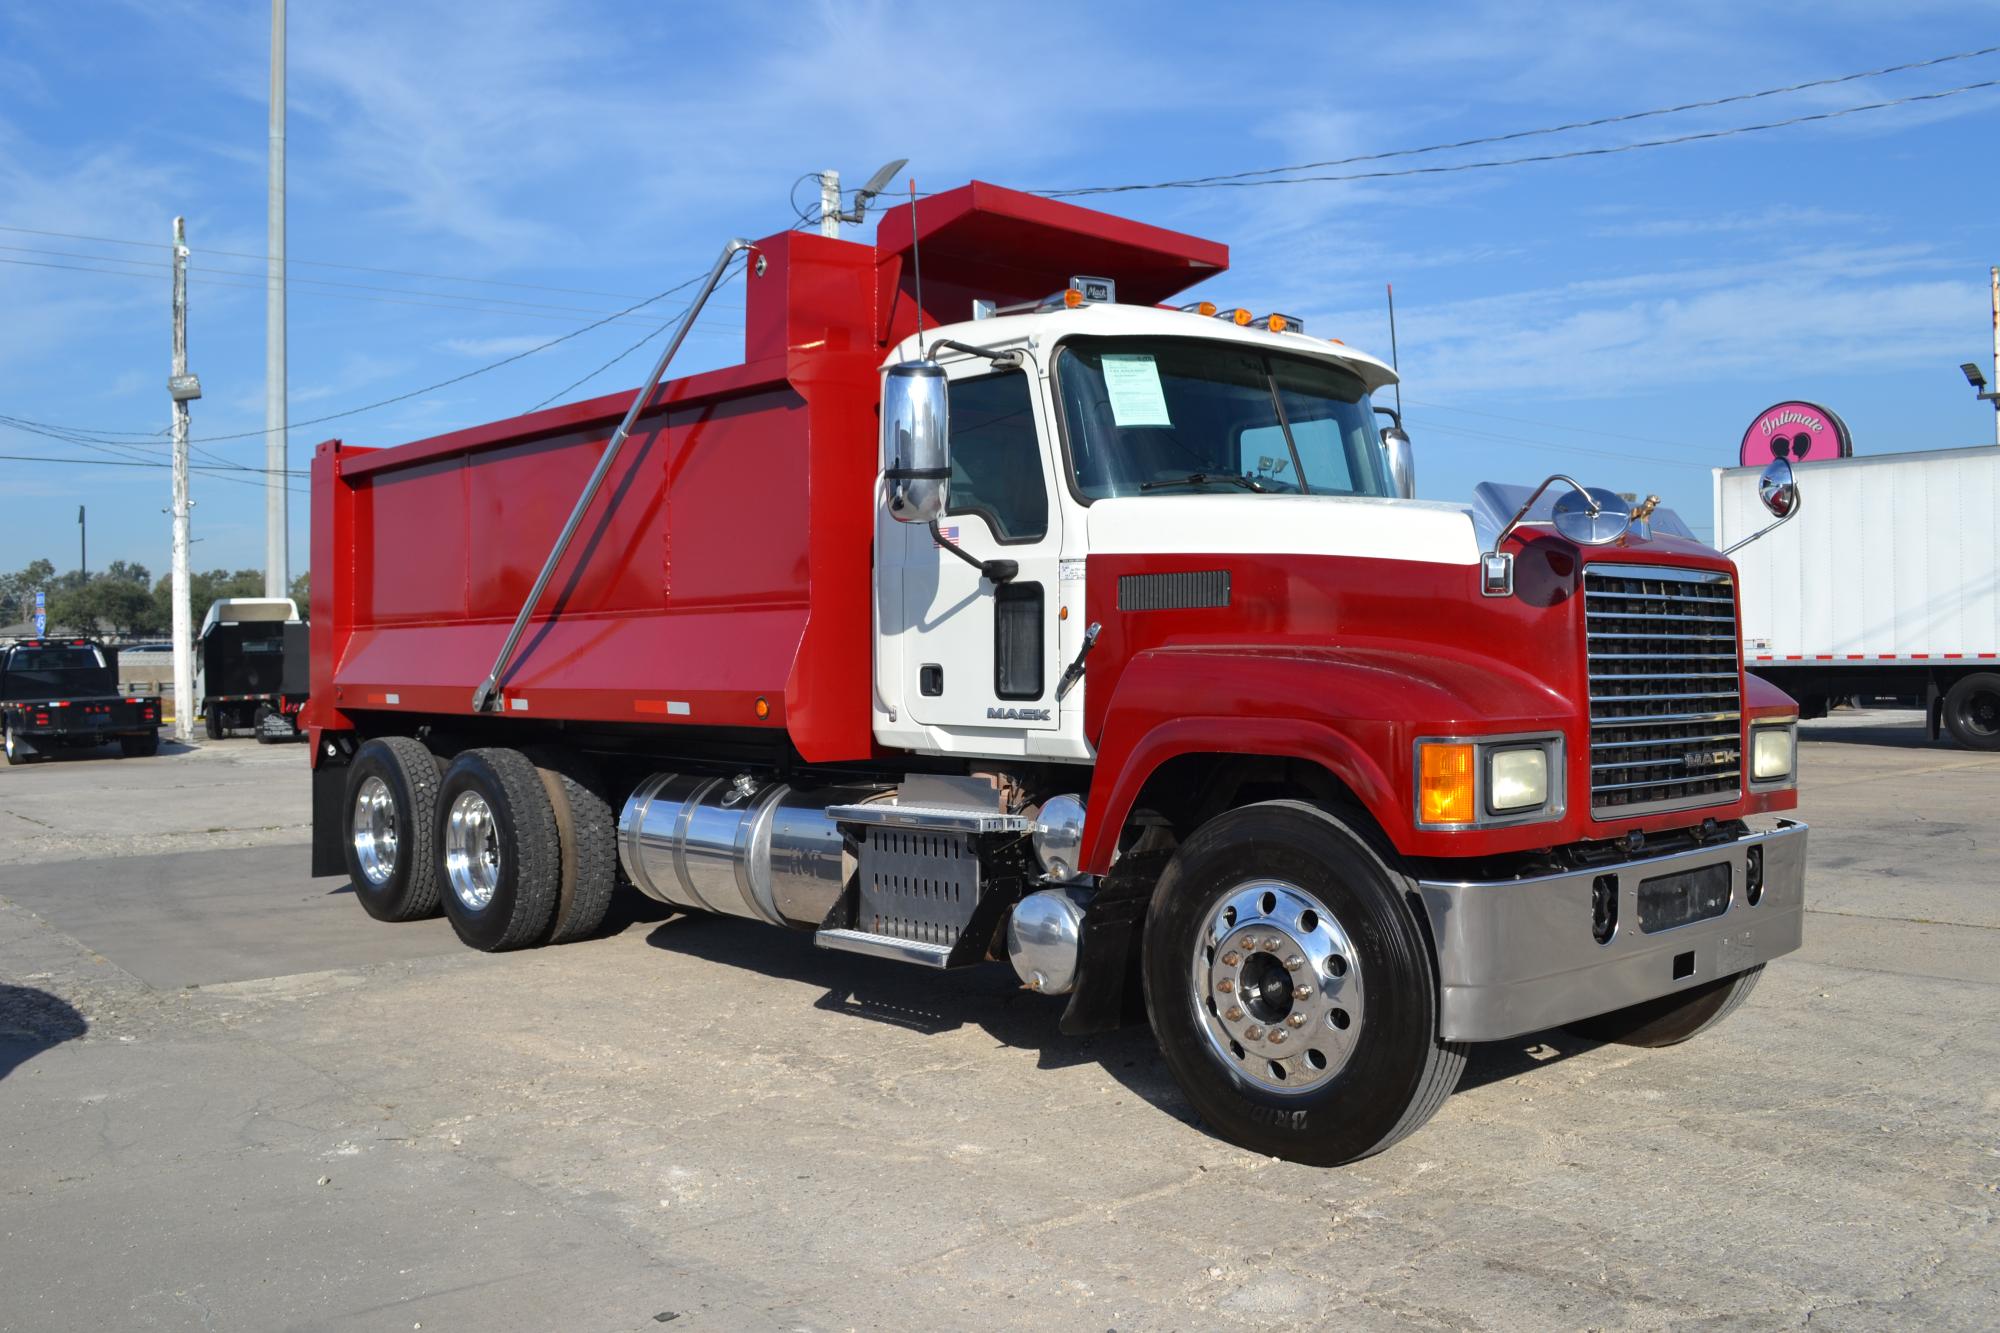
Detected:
[{"left": 445, "top": 334, "right": 549, "bottom": 358}]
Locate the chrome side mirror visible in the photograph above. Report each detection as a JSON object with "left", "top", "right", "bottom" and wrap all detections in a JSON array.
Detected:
[
  {"left": 1725, "top": 458, "right": 1803, "bottom": 555},
  {"left": 1383, "top": 425, "right": 1416, "bottom": 499},
  {"left": 1375, "top": 406, "right": 1415, "bottom": 499},
  {"left": 1758, "top": 457, "right": 1797, "bottom": 518},
  {"left": 884, "top": 359, "right": 949, "bottom": 524}
]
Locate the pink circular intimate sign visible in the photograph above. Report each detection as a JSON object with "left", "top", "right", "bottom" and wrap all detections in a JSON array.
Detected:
[{"left": 1739, "top": 401, "right": 1851, "bottom": 467}]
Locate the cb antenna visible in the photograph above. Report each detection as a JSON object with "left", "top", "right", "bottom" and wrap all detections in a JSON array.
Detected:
[
  {"left": 908, "top": 179, "right": 926, "bottom": 341},
  {"left": 1386, "top": 282, "right": 1402, "bottom": 417}
]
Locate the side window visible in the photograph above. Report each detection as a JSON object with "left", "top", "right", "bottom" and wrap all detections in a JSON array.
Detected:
[{"left": 947, "top": 373, "right": 1048, "bottom": 543}]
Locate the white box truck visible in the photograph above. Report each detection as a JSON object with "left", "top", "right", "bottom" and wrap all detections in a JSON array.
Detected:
[{"left": 1716, "top": 445, "right": 2000, "bottom": 748}]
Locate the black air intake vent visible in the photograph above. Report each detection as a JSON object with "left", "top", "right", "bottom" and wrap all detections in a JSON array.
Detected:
[{"left": 1118, "top": 570, "right": 1231, "bottom": 612}]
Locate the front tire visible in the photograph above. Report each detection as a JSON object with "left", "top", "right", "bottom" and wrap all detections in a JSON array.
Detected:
[
  {"left": 342, "top": 736, "right": 444, "bottom": 922},
  {"left": 436, "top": 748, "right": 560, "bottom": 952},
  {"left": 204, "top": 705, "right": 225, "bottom": 740},
  {"left": 1942, "top": 673, "right": 2000, "bottom": 751},
  {"left": 1568, "top": 964, "right": 1764, "bottom": 1047},
  {"left": 1142, "top": 801, "right": 1466, "bottom": 1166}
]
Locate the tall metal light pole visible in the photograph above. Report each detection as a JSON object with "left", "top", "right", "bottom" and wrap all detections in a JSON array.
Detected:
[
  {"left": 264, "top": 0, "right": 288, "bottom": 598},
  {"left": 169, "top": 217, "right": 202, "bottom": 745}
]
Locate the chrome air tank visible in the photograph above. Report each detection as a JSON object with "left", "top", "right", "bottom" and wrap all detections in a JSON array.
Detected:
[{"left": 617, "top": 774, "right": 887, "bottom": 928}]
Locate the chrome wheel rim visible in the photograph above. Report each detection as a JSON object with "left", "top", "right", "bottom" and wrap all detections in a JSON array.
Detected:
[
  {"left": 351, "top": 776, "right": 398, "bottom": 886},
  {"left": 1190, "top": 879, "right": 1364, "bottom": 1095},
  {"left": 444, "top": 789, "right": 501, "bottom": 911}
]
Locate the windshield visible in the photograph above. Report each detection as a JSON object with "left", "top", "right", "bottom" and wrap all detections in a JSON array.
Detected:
[{"left": 1054, "top": 336, "right": 1392, "bottom": 501}]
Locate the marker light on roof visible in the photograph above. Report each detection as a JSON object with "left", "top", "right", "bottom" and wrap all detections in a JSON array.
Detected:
[
  {"left": 1181, "top": 300, "right": 1218, "bottom": 317},
  {"left": 1259, "top": 313, "right": 1305, "bottom": 333},
  {"left": 1218, "top": 307, "right": 1252, "bottom": 326},
  {"left": 1062, "top": 288, "right": 1084, "bottom": 309}
]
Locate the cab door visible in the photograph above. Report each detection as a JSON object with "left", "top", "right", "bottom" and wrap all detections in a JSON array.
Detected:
[{"left": 895, "top": 364, "right": 1064, "bottom": 733}]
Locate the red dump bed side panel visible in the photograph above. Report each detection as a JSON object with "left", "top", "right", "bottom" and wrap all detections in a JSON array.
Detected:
[{"left": 308, "top": 232, "right": 883, "bottom": 763}]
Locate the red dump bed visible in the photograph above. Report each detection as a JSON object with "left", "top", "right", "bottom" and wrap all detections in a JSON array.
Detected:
[{"left": 306, "top": 184, "right": 1226, "bottom": 763}]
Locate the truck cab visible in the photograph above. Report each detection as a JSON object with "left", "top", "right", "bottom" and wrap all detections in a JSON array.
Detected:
[{"left": 874, "top": 297, "right": 1414, "bottom": 762}]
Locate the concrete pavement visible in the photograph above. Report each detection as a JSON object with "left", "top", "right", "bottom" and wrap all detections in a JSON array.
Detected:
[{"left": 1, "top": 716, "right": 1996, "bottom": 1330}]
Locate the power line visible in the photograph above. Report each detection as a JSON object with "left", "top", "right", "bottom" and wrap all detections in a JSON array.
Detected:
[
  {"left": 0, "top": 241, "right": 683, "bottom": 319},
  {"left": 0, "top": 252, "right": 745, "bottom": 328},
  {"left": 1416, "top": 418, "right": 1713, "bottom": 471},
  {"left": 1403, "top": 396, "right": 1728, "bottom": 456},
  {"left": 1046, "top": 77, "right": 2000, "bottom": 197},
  {"left": 0, "top": 452, "right": 308, "bottom": 494},
  {"left": 1060, "top": 43, "right": 2000, "bottom": 194},
  {"left": 5, "top": 266, "right": 722, "bottom": 449},
  {"left": 526, "top": 258, "right": 746, "bottom": 411},
  {"left": 0, "top": 221, "right": 652, "bottom": 301}
]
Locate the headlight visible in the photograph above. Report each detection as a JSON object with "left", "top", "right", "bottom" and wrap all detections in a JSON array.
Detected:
[
  {"left": 1415, "top": 734, "right": 1563, "bottom": 828},
  {"left": 1752, "top": 725, "right": 1795, "bottom": 781},
  {"left": 1488, "top": 748, "right": 1549, "bottom": 812}
]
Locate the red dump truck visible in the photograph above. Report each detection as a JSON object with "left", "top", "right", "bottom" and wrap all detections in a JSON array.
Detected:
[{"left": 306, "top": 182, "right": 1808, "bottom": 1164}]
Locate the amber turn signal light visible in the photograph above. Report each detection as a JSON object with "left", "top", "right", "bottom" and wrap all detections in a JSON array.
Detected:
[{"left": 1418, "top": 742, "right": 1476, "bottom": 824}]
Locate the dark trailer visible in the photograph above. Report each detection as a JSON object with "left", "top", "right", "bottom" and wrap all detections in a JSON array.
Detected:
[{"left": 199, "top": 598, "right": 308, "bottom": 741}]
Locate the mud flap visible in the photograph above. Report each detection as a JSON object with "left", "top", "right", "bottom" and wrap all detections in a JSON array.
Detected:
[{"left": 310, "top": 751, "right": 350, "bottom": 877}]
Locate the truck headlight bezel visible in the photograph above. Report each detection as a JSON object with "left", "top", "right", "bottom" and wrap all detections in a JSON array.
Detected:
[
  {"left": 1749, "top": 720, "right": 1798, "bottom": 788},
  {"left": 1413, "top": 732, "right": 1566, "bottom": 831}
]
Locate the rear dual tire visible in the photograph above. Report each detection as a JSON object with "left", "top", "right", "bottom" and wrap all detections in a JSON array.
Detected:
[{"left": 343, "top": 736, "right": 445, "bottom": 922}]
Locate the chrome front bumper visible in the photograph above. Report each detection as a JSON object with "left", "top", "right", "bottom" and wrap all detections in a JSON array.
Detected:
[{"left": 1416, "top": 820, "right": 1807, "bottom": 1043}]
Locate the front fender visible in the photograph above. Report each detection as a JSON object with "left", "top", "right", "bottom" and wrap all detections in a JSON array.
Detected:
[{"left": 1079, "top": 644, "right": 1571, "bottom": 873}]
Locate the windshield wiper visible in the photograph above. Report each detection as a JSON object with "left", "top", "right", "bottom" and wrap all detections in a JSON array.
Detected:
[{"left": 1139, "top": 472, "right": 1268, "bottom": 493}]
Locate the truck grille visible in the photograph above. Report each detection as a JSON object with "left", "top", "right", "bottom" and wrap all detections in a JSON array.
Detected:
[{"left": 1585, "top": 564, "right": 1742, "bottom": 817}]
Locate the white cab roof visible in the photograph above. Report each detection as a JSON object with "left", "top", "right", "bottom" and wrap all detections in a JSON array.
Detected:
[{"left": 886, "top": 302, "right": 1399, "bottom": 392}]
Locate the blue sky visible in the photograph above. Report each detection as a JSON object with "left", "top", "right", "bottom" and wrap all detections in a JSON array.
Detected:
[{"left": 2, "top": 0, "right": 1997, "bottom": 575}]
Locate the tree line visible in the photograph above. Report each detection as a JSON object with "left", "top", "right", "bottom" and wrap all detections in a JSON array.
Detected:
[{"left": 0, "top": 559, "right": 309, "bottom": 638}]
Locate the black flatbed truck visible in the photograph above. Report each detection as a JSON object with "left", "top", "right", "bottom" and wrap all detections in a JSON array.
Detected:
[{"left": 1, "top": 638, "right": 161, "bottom": 764}]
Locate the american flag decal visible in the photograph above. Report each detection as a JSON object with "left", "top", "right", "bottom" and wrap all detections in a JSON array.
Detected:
[{"left": 933, "top": 525, "right": 960, "bottom": 548}]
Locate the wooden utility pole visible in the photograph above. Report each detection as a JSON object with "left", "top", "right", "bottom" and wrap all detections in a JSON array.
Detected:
[{"left": 169, "top": 218, "right": 200, "bottom": 744}]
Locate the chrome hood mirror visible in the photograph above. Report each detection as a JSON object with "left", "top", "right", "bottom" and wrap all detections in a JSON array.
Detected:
[
  {"left": 1725, "top": 457, "right": 1803, "bottom": 555},
  {"left": 1758, "top": 457, "right": 1798, "bottom": 517},
  {"left": 1476, "top": 474, "right": 1630, "bottom": 598},
  {"left": 1551, "top": 487, "right": 1632, "bottom": 546},
  {"left": 883, "top": 359, "right": 949, "bottom": 524}
]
